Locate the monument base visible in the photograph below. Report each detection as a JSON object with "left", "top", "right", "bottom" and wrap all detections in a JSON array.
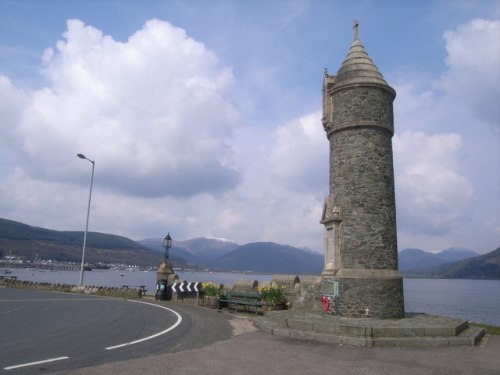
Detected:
[
  {"left": 254, "top": 311, "right": 485, "bottom": 347},
  {"left": 320, "top": 269, "right": 404, "bottom": 319}
]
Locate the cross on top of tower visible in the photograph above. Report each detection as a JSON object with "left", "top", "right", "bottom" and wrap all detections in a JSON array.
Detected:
[{"left": 353, "top": 19, "right": 359, "bottom": 40}]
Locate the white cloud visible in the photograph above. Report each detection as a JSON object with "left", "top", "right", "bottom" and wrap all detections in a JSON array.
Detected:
[
  {"left": 394, "top": 131, "right": 475, "bottom": 236},
  {"left": 3, "top": 19, "right": 241, "bottom": 198},
  {"left": 269, "top": 111, "right": 328, "bottom": 194},
  {"left": 0, "top": 169, "right": 84, "bottom": 230},
  {"left": 0, "top": 76, "right": 30, "bottom": 149},
  {"left": 217, "top": 208, "right": 243, "bottom": 230},
  {"left": 440, "top": 18, "right": 500, "bottom": 127},
  {"left": 391, "top": 17, "right": 499, "bottom": 251}
]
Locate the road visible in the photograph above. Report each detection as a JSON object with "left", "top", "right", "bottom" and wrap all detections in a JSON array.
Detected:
[
  {"left": 0, "top": 288, "right": 234, "bottom": 374},
  {"left": 3, "top": 287, "right": 500, "bottom": 375}
]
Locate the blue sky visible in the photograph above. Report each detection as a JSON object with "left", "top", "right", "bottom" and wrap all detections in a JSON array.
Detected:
[{"left": 0, "top": 0, "right": 499, "bottom": 254}]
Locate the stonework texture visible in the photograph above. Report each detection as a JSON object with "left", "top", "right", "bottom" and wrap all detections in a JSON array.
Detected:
[
  {"left": 338, "top": 278, "right": 404, "bottom": 318},
  {"left": 329, "top": 126, "right": 398, "bottom": 270},
  {"left": 321, "top": 33, "right": 404, "bottom": 319},
  {"left": 330, "top": 87, "right": 394, "bottom": 131}
]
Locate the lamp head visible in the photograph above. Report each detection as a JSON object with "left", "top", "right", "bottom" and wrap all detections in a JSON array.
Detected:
[{"left": 163, "top": 233, "right": 172, "bottom": 249}]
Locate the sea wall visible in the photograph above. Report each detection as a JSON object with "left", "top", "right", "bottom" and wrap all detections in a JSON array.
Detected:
[{"left": 0, "top": 276, "right": 142, "bottom": 299}]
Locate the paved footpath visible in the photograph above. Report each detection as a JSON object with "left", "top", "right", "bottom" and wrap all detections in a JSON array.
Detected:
[{"left": 55, "top": 315, "right": 500, "bottom": 375}]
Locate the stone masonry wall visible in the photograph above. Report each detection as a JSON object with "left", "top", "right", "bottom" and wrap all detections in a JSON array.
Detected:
[
  {"left": 329, "top": 126, "right": 398, "bottom": 270},
  {"left": 331, "top": 86, "right": 394, "bottom": 129},
  {"left": 338, "top": 277, "right": 404, "bottom": 318}
]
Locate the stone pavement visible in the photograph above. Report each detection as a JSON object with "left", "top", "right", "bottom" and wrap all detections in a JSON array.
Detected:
[{"left": 56, "top": 314, "right": 500, "bottom": 375}]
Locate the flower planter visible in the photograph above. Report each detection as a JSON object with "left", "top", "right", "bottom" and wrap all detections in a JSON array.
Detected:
[{"left": 262, "top": 301, "right": 286, "bottom": 311}]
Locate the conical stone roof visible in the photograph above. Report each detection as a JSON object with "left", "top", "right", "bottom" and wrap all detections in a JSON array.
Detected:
[{"left": 334, "top": 28, "right": 390, "bottom": 89}]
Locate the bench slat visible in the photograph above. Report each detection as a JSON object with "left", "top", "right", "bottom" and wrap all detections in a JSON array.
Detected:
[{"left": 218, "top": 290, "right": 262, "bottom": 314}]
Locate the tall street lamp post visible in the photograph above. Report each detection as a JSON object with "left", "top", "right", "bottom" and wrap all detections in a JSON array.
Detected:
[{"left": 77, "top": 153, "right": 95, "bottom": 286}]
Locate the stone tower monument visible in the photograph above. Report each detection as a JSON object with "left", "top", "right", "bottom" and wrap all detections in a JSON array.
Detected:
[{"left": 320, "top": 21, "right": 404, "bottom": 318}]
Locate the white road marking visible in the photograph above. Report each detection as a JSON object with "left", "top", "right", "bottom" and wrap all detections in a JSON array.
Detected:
[
  {"left": 4, "top": 356, "right": 69, "bottom": 370},
  {"left": 2, "top": 297, "right": 180, "bottom": 368},
  {"left": 105, "top": 300, "right": 182, "bottom": 350}
]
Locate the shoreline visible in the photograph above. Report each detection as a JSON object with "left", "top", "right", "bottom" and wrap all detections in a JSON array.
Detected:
[{"left": 0, "top": 275, "right": 142, "bottom": 299}]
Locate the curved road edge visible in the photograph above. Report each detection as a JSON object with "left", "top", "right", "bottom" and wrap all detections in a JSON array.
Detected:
[{"left": 105, "top": 300, "right": 183, "bottom": 350}]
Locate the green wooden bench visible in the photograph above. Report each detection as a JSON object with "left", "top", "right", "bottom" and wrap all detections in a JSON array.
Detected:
[{"left": 218, "top": 290, "right": 262, "bottom": 314}]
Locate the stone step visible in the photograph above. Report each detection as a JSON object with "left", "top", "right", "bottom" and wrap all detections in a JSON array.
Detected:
[
  {"left": 371, "top": 326, "right": 485, "bottom": 347},
  {"left": 254, "top": 313, "right": 486, "bottom": 347}
]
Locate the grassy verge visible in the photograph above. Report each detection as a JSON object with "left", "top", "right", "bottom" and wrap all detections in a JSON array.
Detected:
[{"left": 471, "top": 322, "right": 500, "bottom": 335}]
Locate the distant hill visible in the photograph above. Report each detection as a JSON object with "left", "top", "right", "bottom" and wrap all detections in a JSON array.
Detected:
[
  {"left": 436, "top": 247, "right": 480, "bottom": 263},
  {"left": 398, "top": 248, "right": 443, "bottom": 270},
  {"left": 0, "top": 218, "right": 187, "bottom": 267},
  {"left": 140, "top": 238, "right": 321, "bottom": 275},
  {"left": 4, "top": 217, "right": 494, "bottom": 278},
  {"left": 403, "top": 247, "right": 500, "bottom": 279},
  {"left": 0, "top": 218, "right": 321, "bottom": 274},
  {"left": 206, "top": 242, "right": 323, "bottom": 275},
  {"left": 399, "top": 247, "right": 478, "bottom": 271},
  {"left": 139, "top": 237, "right": 238, "bottom": 264}
]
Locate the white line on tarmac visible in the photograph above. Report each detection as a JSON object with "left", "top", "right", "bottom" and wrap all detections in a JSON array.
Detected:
[
  {"left": 4, "top": 356, "right": 69, "bottom": 370},
  {"left": 105, "top": 300, "right": 183, "bottom": 350}
]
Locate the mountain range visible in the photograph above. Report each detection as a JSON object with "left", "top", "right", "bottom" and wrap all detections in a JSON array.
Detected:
[
  {"left": 0, "top": 218, "right": 322, "bottom": 274},
  {"left": 0, "top": 218, "right": 498, "bottom": 278},
  {"left": 0, "top": 218, "right": 179, "bottom": 267},
  {"left": 401, "top": 247, "right": 500, "bottom": 279},
  {"left": 138, "top": 237, "right": 323, "bottom": 274},
  {"left": 208, "top": 242, "right": 322, "bottom": 274},
  {"left": 139, "top": 237, "right": 239, "bottom": 264},
  {"left": 398, "top": 248, "right": 479, "bottom": 271}
]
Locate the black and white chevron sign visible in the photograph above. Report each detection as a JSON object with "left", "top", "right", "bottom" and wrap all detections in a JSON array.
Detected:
[
  {"left": 171, "top": 281, "right": 201, "bottom": 293},
  {"left": 186, "top": 281, "right": 201, "bottom": 292}
]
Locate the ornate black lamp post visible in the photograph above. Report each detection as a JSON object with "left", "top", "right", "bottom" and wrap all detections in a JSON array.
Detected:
[
  {"left": 156, "top": 233, "right": 173, "bottom": 301},
  {"left": 163, "top": 233, "right": 172, "bottom": 263}
]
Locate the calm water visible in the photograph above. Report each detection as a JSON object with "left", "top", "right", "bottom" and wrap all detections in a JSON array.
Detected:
[
  {"left": 403, "top": 278, "right": 500, "bottom": 326},
  {"left": 3, "top": 269, "right": 499, "bottom": 326}
]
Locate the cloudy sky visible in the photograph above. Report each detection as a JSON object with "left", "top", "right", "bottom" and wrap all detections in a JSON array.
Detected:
[{"left": 0, "top": 0, "right": 498, "bottom": 254}]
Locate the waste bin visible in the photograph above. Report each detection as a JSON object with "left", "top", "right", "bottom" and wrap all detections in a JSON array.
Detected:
[{"left": 155, "top": 279, "right": 171, "bottom": 301}]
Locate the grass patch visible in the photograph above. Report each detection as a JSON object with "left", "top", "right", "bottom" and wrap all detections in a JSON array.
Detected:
[{"left": 471, "top": 322, "right": 500, "bottom": 335}]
